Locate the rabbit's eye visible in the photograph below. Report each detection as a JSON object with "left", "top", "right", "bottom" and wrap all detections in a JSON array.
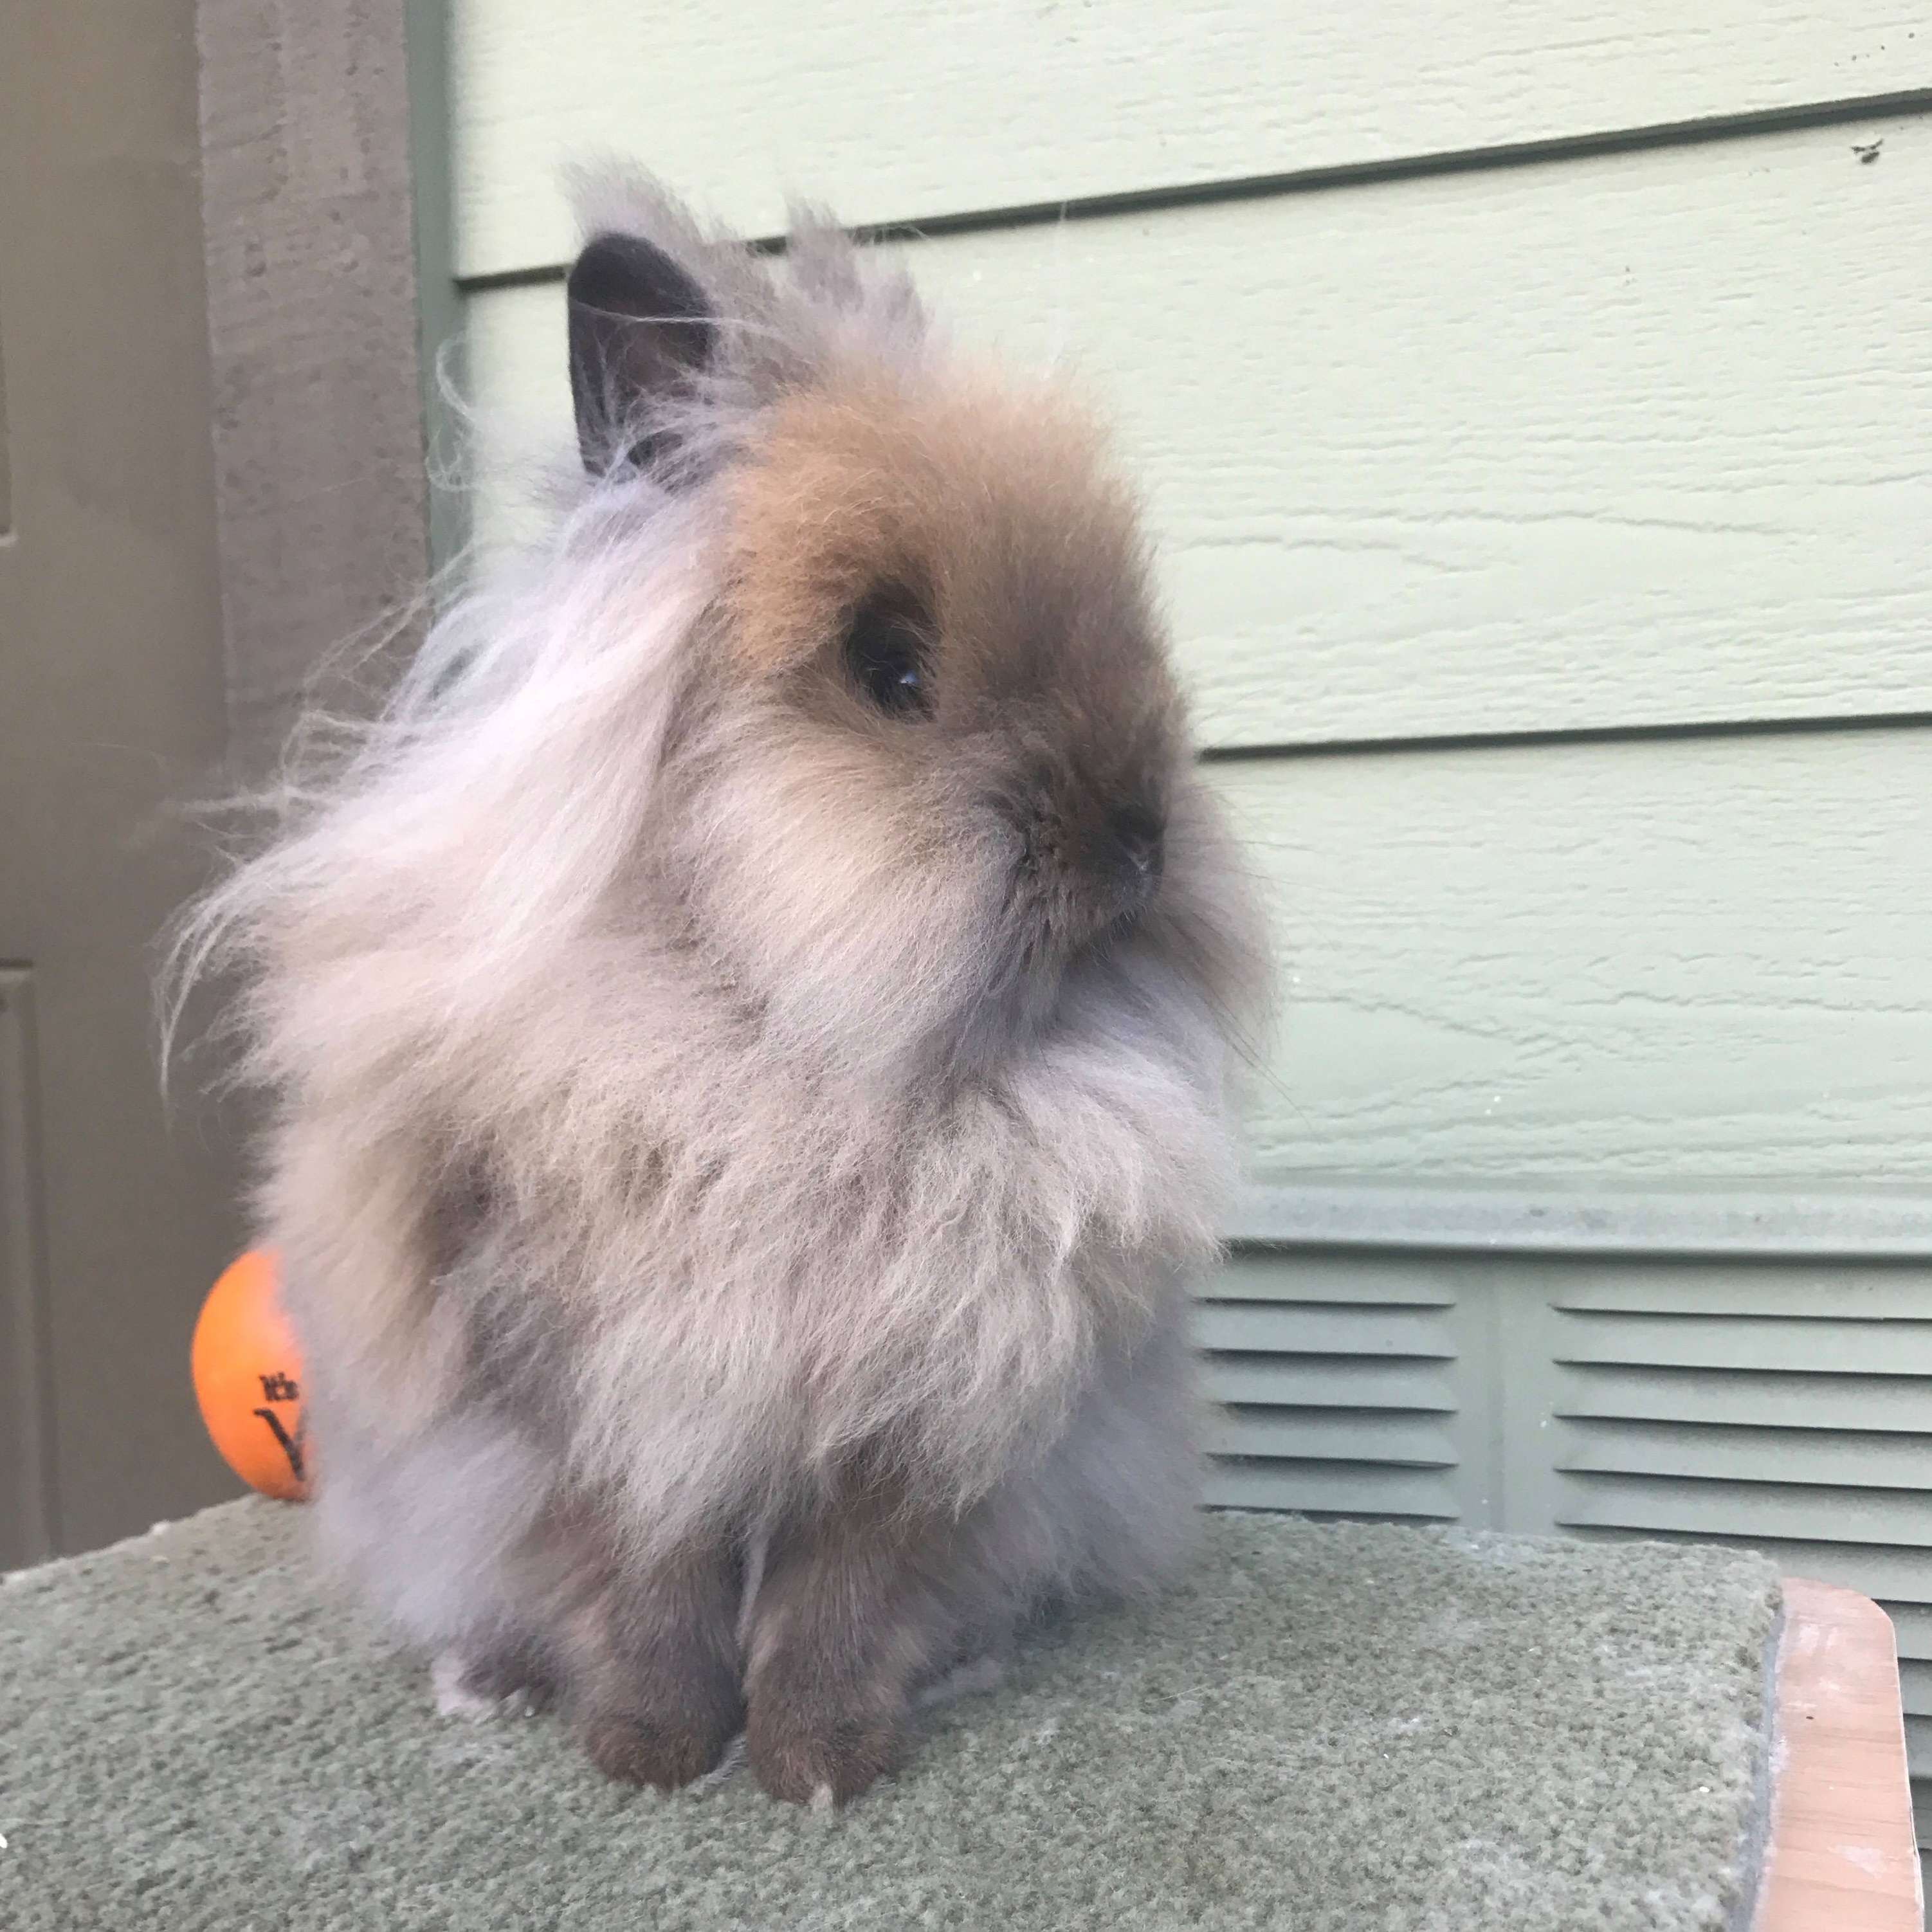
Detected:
[{"left": 844, "top": 597, "right": 932, "bottom": 717}]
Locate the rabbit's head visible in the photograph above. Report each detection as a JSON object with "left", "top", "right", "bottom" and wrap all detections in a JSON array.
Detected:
[{"left": 469, "top": 176, "right": 1259, "bottom": 1084}]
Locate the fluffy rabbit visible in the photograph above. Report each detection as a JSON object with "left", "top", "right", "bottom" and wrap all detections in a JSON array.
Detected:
[{"left": 181, "top": 170, "right": 1270, "bottom": 1805}]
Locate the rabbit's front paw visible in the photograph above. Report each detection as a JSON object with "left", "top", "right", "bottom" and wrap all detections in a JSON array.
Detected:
[
  {"left": 745, "top": 1679, "right": 905, "bottom": 1807},
  {"left": 578, "top": 1696, "right": 742, "bottom": 1792},
  {"left": 564, "top": 1541, "right": 746, "bottom": 1791}
]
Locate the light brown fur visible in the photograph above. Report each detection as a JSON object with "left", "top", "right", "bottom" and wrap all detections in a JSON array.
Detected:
[{"left": 723, "top": 371, "right": 1133, "bottom": 675}]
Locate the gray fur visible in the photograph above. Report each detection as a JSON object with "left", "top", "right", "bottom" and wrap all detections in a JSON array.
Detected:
[{"left": 170, "top": 170, "right": 1271, "bottom": 1802}]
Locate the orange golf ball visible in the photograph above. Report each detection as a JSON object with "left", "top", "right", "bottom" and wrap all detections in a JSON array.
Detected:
[{"left": 192, "top": 1250, "right": 309, "bottom": 1502}]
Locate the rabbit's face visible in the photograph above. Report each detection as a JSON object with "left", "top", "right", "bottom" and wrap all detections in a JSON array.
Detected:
[
  {"left": 560, "top": 223, "right": 1215, "bottom": 1070},
  {"left": 662, "top": 368, "right": 1189, "bottom": 1064}
]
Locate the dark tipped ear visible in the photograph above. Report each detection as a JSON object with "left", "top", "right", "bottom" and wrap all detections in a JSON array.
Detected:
[{"left": 567, "top": 232, "right": 715, "bottom": 475}]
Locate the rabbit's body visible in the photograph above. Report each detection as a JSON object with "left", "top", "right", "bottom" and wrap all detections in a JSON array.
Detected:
[{"left": 186, "top": 173, "right": 1268, "bottom": 1803}]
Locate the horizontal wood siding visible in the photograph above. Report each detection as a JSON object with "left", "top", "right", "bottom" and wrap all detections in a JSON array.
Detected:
[
  {"left": 464, "top": 113, "right": 1932, "bottom": 746},
  {"left": 1206, "top": 734, "right": 1932, "bottom": 1178},
  {"left": 450, "top": 1, "right": 1929, "bottom": 275}
]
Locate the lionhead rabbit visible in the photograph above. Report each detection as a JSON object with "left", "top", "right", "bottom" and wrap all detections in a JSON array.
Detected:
[{"left": 186, "top": 170, "right": 1270, "bottom": 1805}]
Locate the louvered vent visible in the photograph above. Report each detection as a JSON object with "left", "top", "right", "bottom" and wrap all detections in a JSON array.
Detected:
[
  {"left": 1545, "top": 1264, "right": 1932, "bottom": 1836},
  {"left": 1194, "top": 1249, "right": 1461, "bottom": 1520}
]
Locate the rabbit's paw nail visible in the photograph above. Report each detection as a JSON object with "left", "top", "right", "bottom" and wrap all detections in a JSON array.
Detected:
[
  {"left": 747, "top": 1699, "right": 903, "bottom": 1807},
  {"left": 432, "top": 1648, "right": 551, "bottom": 1720},
  {"left": 579, "top": 1709, "right": 738, "bottom": 1791}
]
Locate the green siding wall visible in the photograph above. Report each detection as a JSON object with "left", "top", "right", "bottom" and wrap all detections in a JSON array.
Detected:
[
  {"left": 466, "top": 124, "right": 1932, "bottom": 745},
  {"left": 448, "top": 1, "right": 1930, "bottom": 275},
  {"left": 441, "top": 0, "right": 1932, "bottom": 1878}
]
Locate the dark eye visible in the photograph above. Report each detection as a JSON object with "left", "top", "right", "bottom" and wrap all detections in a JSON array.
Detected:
[{"left": 843, "top": 596, "right": 932, "bottom": 716}]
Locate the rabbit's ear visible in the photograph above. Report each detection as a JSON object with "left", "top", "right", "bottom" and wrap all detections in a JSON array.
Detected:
[{"left": 567, "top": 232, "right": 715, "bottom": 475}]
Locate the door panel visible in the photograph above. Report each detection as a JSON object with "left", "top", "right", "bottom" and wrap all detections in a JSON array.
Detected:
[{"left": 0, "top": 2, "right": 244, "bottom": 1562}]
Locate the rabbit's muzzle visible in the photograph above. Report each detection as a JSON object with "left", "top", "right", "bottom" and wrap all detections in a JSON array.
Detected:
[{"left": 1010, "top": 785, "right": 1168, "bottom": 954}]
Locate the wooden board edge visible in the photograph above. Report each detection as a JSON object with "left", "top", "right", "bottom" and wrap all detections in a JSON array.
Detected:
[
  {"left": 196, "top": 0, "right": 432, "bottom": 778},
  {"left": 1754, "top": 1576, "right": 1922, "bottom": 1931}
]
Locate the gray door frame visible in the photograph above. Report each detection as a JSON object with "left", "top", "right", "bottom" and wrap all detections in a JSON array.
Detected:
[{"left": 196, "top": 0, "right": 451, "bottom": 780}]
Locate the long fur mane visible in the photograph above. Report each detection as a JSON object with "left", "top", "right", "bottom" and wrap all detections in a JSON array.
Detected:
[{"left": 169, "top": 170, "right": 1270, "bottom": 1599}]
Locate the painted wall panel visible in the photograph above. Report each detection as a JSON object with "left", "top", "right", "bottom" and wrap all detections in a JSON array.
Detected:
[
  {"left": 451, "top": 0, "right": 1931, "bottom": 277},
  {"left": 464, "top": 116, "right": 1932, "bottom": 746},
  {"left": 1206, "top": 732, "right": 1932, "bottom": 1181}
]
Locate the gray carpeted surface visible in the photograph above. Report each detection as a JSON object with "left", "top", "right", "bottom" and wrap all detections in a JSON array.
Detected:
[{"left": 0, "top": 1500, "right": 1778, "bottom": 1931}]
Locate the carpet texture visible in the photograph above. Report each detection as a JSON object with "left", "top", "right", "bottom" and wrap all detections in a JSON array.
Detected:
[{"left": 0, "top": 1500, "right": 1778, "bottom": 1931}]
